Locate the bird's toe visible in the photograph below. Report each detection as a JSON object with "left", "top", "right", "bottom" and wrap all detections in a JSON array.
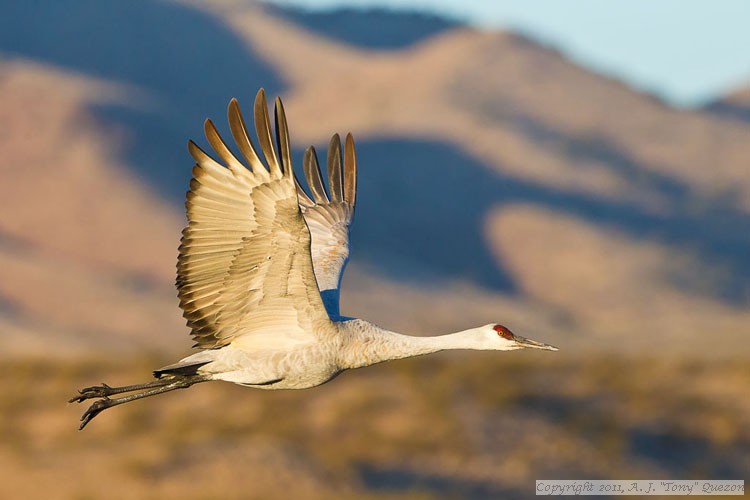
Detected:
[
  {"left": 79, "top": 399, "right": 111, "bottom": 430},
  {"left": 68, "top": 383, "right": 113, "bottom": 403}
]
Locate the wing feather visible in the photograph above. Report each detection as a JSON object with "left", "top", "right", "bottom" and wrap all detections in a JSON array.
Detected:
[
  {"left": 303, "top": 146, "right": 329, "bottom": 204},
  {"left": 274, "top": 97, "right": 293, "bottom": 176},
  {"left": 327, "top": 134, "right": 344, "bottom": 203},
  {"left": 295, "top": 134, "right": 358, "bottom": 314},
  {"left": 178, "top": 89, "right": 330, "bottom": 349},
  {"left": 227, "top": 98, "right": 268, "bottom": 178},
  {"left": 254, "top": 89, "right": 282, "bottom": 177},
  {"left": 295, "top": 177, "right": 316, "bottom": 208},
  {"left": 344, "top": 133, "right": 357, "bottom": 210},
  {"left": 203, "top": 119, "right": 246, "bottom": 174}
]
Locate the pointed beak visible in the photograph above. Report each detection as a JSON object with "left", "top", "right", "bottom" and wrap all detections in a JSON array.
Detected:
[{"left": 513, "top": 335, "right": 558, "bottom": 351}]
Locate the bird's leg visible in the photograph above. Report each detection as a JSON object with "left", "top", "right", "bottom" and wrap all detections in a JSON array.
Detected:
[
  {"left": 69, "top": 378, "right": 177, "bottom": 403},
  {"left": 72, "top": 375, "right": 209, "bottom": 430}
]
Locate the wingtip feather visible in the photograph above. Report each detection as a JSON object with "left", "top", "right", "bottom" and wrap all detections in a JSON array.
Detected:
[
  {"left": 274, "top": 96, "right": 294, "bottom": 180},
  {"left": 254, "top": 88, "right": 281, "bottom": 177},
  {"left": 327, "top": 134, "right": 343, "bottom": 203},
  {"left": 227, "top": 98, "right": 267, "bottom": 175},
  {"left": 187, "top": 139, "right": 207, "bottom": 162},
  {"left": 303, "top": 145, "right": 329, "bottom": 203},
  {"left": 344, "top": 133, "right": 357, "bottom": 211}
]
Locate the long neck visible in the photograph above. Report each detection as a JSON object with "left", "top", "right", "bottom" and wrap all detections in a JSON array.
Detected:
[{"left": 337, "top": 320, "right": 485, "bottom": 370}]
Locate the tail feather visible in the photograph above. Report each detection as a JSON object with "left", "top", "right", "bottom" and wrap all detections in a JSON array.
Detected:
[{"left": 153, "top": 361, "right": 209, "bottom": 379}]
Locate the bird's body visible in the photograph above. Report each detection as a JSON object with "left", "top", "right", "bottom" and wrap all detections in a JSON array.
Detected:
[
  {"left": 71, "top": 89, "right": 557, "bottom": 429},
  {"left": 161, "top": 320, "right": 529, "bottom": 390}
]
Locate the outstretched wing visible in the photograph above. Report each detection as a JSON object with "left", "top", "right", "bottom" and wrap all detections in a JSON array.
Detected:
[
  {"left": 177, "top": 89, "right": 331, "bottom": 349},
  {"left": 295, "top": 134, "right": 357, "bottom": 319}
]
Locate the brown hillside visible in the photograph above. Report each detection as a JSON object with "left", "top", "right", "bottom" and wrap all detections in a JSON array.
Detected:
[{"left": 0, "top": 60, "right": 185, "bottom": 355}]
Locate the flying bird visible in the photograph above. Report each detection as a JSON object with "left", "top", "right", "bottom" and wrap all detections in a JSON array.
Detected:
[{"left": 70, "top": 89, "right": 557, "bottom": 429}]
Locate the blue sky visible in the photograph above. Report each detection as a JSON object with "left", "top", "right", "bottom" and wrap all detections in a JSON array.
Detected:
[{"left": 269, "top": 0, "right": 750, "bottom": 107}]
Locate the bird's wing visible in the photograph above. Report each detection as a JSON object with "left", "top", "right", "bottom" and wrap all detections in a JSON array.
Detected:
[
  {"left": 295, "top": 134, "right": 357, "bottom": 318},
  {"left": 177, "top": 89, "right": 331, "bottom": 349}
]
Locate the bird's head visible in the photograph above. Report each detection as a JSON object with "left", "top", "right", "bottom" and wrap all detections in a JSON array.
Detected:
[{"left": 476, "top": 324, "right": 558, "bottom": 351}]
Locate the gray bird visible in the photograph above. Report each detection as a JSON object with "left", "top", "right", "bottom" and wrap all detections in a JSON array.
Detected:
[{"left": 70, "top": 89, "right": 557, "bottom": 430}]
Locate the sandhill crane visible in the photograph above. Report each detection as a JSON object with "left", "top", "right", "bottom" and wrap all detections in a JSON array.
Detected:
[{"left": 70, "top": 89, "right": 557, "bottom": 429}]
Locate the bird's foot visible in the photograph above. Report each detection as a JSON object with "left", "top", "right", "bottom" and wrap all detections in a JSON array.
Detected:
[
  {"left": 69, "top": 375, "right": 207, "bottom": 430},
  {"left": 78, "top": 399, "right": 113, "bottom": 430},
  {"left": 68, "top": 383, "right": 114, "bottom": 403}
]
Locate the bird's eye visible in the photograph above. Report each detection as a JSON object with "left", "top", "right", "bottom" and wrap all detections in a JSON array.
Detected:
[{"left": 493, "top": 324, "right": 515, "bottom": 340}]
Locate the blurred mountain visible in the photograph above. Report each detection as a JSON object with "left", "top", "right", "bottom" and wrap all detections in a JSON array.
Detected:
[
  {"left": 265, "top": 4, "right": 462, "bottom": 50},
  {"left": 1, "top": 0, "right": 748, "bottom": 358},
  {"left": 704, "top": 85, "right": 750, "bottom": 123}
]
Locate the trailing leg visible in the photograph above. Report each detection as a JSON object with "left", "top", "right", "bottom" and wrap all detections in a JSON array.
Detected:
[
  {"left": 71, "top": 375, "right": 209, "bottom": 430},
  {"left": 69, "top": 378, "right": 177, "bottom": 403}
]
